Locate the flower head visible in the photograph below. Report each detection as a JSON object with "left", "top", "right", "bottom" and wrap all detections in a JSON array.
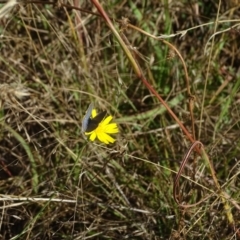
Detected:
[{"left": 83, "top": 106, "right": 119, "bottom": 144}]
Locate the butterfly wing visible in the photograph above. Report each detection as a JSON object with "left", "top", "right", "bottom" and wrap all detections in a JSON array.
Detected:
[
  {"left": 86, "top": 111, "right": 107, "bottom": 132},
  {"left": 82, "top": 103, "right": 94, "bottom": 133}
]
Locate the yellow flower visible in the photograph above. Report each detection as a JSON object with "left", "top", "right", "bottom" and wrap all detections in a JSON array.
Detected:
[{"left": 84, "top": 108, "right": 119, "bottom": 144}]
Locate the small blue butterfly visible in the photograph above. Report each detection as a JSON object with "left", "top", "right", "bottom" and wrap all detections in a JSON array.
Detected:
[{"left": 82, "top": 103, "right": 107, "bottom": 133}]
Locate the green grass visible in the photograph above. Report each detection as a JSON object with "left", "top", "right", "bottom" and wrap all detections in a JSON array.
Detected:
[{"left": 0, "top": 1, "right": 240, "bottom": 239}]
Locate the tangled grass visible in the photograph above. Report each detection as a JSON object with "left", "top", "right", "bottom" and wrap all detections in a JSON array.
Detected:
[{"left": 0, "top": 1, "right": 240, "bottom": 239}]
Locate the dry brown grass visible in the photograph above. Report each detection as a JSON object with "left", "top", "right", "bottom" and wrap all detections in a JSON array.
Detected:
[{"left": 0, "top": 1, "right": 240, "bottom": 239}]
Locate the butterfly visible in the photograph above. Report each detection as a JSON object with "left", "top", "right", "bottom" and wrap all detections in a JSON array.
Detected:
[{"left": 82, "top": 103, "right": 107, "bottom": 133}]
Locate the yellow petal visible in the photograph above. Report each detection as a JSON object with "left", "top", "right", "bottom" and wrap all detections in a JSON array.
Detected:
[
  {"left": 85, "top": 131, "right": 93, "bottom": 135},
  {"left": 91, "top": 109, "right": 97, "bottom": 118},
  {"left": 101, "top": 115, "right": 113, "bottom": 125},
  {"left": 89, "top": 132, "right": 97, "bottom": 141},
  {"left": 97, "top": 132, "right": 115, "bottom": 144},
  {"left": 105, "top": 123, "right": 119, "bottom": 134}
]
